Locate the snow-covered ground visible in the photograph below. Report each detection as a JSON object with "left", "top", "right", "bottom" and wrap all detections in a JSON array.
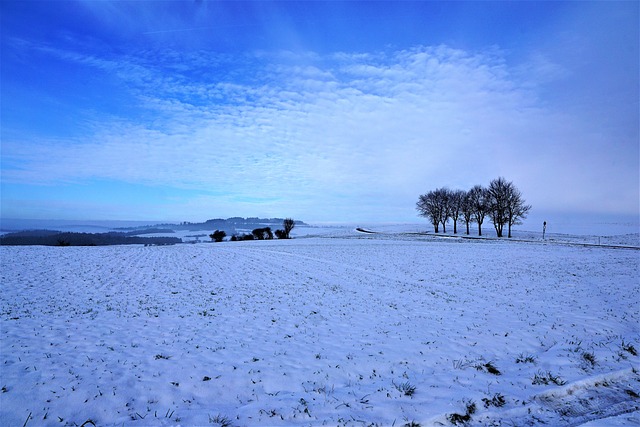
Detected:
[{"left": 1, "top": 233, "right": 639, "bottom": 426}]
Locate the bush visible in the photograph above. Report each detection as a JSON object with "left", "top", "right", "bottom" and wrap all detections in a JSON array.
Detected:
[
  {"left": 230, "top": 233, "right": 254, "bottom": 241},
  {"left": 209, "top": 230, "right": 226, "bottom": 242},
  {"left": 252, "top": 227, "right": 273, "bottom": 240}
]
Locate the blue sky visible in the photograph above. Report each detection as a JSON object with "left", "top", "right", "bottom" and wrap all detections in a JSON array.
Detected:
[{"left": 1, "top": 1, "right": 638, "bottom": 224}]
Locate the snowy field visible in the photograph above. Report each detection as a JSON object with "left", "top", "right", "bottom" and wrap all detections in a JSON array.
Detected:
[{"left": 1, "top": 233, "right": 639, "bottom": 426}]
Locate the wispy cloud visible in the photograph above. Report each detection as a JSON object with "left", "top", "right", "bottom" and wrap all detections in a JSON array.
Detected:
[{"left": 2, "top": 38, "right": 637, "bottom": 221}]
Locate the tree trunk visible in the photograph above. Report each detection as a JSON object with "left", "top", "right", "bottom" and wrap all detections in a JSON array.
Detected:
[
  {"left": 453, "top": 219, "right": 458, "bottom": 234},
  {"left": 508, "top": 223, "right": 512, "bottom": 238},
  {"left": 478, "top": 222, "right": 482, "bottom": 236},
  {"left": 466, "top": 221, "right": 470, "bottom": 235}
]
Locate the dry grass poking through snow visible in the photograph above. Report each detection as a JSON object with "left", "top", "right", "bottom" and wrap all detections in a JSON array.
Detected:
[{"left": 0, "top": 237, "right": 639, "bottom": 426}]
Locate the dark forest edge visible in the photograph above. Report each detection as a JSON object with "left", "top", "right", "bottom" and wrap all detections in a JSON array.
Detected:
[{"left": 0, "top": 230, "right": 181, "bottom": 246}]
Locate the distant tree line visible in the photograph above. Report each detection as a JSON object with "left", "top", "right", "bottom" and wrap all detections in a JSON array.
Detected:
[
  {"left": 0, "top": 230, "right": 181, "bottom": 246},
  {"left": 416, "top": 177, "right": 531, "bottom": 238},
  {"left": 210, "top": 218, "right": 296, "bottom": 242}
]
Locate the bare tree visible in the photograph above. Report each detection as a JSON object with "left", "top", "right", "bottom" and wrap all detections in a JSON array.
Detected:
[
  {"left": 505, "top": 184, "right": 531, "bottom": 238},
  {"left": 416, "top": 191, "right": 442, "bottom": 233},
  {"left": 418, "top": 179, "right": 532, "bottom": 238},
  {"left": 486, "top": 177, "right": 532, "bottom": 238},
  {"left": 449, "top": 189, "right": 466, "bottom": 234},
  {"left": 487, "top": 177, "right": 511, "bottom": 238},
  {"left": 283, "top": 218, "right": 295, "bottom": 239},
  {"left": 461, "top": 190, "right": 475, "bottom": 235},
  {"left": 438, "top": 188, "right": 451, "bottom": 233},
  {"left": 468, "top": 185, "right": 489, "bottom": 236},
  {"left": 417, "top": 188, "right": 451, "bottom": 233}
]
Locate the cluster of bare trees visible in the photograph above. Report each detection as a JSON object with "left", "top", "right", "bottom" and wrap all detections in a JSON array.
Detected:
[{"left": 416, "top": 177, "right": 531, "bottom": 238}]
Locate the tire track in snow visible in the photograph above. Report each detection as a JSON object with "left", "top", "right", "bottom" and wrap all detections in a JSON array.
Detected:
[{"left": 471, "top": 368, "right": 640, "bottom": 426}]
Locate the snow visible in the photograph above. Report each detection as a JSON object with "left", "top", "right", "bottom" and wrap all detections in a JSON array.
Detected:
[{"left": 1, "top": 231, "right": 639, "bottom": 426}]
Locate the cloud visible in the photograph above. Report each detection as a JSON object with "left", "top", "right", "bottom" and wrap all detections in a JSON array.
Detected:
[{"left": 2, "top": 41, "right": 637, "bottom": 221}]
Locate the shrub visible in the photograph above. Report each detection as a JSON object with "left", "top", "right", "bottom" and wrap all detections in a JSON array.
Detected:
[
  {"left": 231, "top": 233, "right": 254, "bottom": 241},
  {"left": 252, "top": 227, "right": 273, "bottom": 240},
  {"left": 209, "top": 230, "right": 226, "bottom": 242}
]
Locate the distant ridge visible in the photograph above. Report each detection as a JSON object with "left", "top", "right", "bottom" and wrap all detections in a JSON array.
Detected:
[{"left": 123, "top": 217, "right": 308, "bottom": 233}]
